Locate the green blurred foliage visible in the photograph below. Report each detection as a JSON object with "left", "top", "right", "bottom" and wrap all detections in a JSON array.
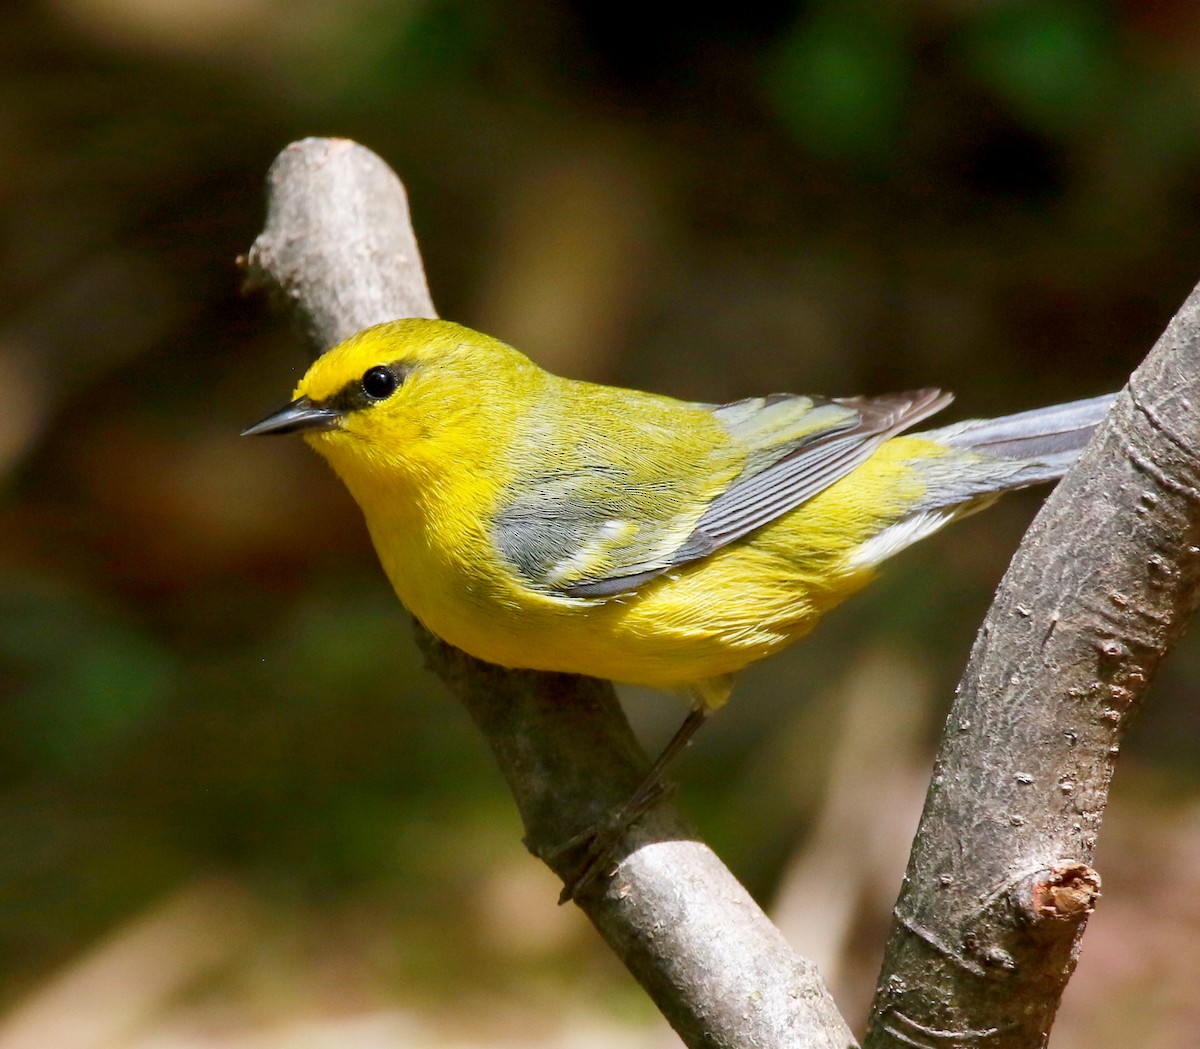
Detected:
[
  {"left": 959, "top": 1, "right": 1116, "bottom": 136},
  {"left": 767, "top": 4, "right": 910, "bottom": 162},
  {"left": 3, "top": 0, "right": 1200, "bottom": 1042}
]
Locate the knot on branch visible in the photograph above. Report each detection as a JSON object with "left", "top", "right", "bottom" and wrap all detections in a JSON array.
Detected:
[
  {"left": 892, "top": 858, "right": 1103, "bottom": 987},
  {"left": 1019, "top": 863, "right": 1101, "bottom": 929}
]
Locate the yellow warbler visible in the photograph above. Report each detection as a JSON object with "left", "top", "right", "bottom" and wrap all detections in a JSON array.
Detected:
[
  {"left": 246, "top": 318, "right": 1110, "bottom": 710},
  {"left": 246, "top": 319, "right": 1112, "bottom": 894}
]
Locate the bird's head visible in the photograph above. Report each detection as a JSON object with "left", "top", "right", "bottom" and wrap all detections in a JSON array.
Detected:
[{"left": 243, "top": 318, "right": 542, "bottom": 481}]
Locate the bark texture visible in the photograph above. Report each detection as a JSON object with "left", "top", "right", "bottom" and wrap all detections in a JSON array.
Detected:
[
  {"left": 244, "top": 137, "right": 856, "bottom": 1049},
  {"left": 865, "top": 286, "right": 1200, "bottom": 1047}
]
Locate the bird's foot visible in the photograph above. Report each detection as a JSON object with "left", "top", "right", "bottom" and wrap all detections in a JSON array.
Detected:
[{"left": 549, "top": 779, "right": 673, "bottom": 904}]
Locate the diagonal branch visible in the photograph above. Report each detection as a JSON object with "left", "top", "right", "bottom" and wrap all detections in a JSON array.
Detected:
[
  {"left": 865, "top": 287, "right": 1200, "bottom": 1046},
  {"left": 242, "top": 137, "right": 856, "bottom": 1049}
]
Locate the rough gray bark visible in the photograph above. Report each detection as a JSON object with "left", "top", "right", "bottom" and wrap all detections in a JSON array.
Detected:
[
  {"left": 865, "top": 289, "right": 1200, "bottom": 1047},
  {"left": 243, "top": 137, "right": 856, "bottom": 1049}
]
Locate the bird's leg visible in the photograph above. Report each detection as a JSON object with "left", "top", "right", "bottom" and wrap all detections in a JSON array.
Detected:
[{"left": 556, "top": 705, "right": 712, "bottom": 904}]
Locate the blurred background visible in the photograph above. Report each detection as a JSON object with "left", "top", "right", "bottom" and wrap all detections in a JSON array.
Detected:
[{"left": 3, "top": 0, "right": 1200, "bottom": 1045}]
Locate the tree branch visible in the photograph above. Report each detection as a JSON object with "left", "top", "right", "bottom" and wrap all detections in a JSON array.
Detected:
[
  {"left": 865, "top": 287, "right": 1200, "bottom": 1046},
  {"left": 243, "top": 137, "right": 856, "bottom": 1049}
]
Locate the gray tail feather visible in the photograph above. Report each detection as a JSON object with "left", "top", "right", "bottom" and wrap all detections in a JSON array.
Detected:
[
  {"left": 849, "top": 393, "right": 1117, "bottom": 560},
  {"left": 921, "top": 393, "right": 1116, "bottom": 482}
]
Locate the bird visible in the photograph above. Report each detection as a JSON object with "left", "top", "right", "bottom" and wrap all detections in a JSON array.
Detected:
[{"left": 244, "top": 317, "right": 1113, "bottom": 892}]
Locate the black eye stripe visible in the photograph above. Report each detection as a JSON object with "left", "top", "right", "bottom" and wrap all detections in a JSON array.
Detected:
[{"left": 320, "top": 361, "right": 410, "bottom": 414}]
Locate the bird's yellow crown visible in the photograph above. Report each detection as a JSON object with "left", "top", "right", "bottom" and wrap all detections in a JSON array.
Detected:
[{"left": 294, "top": 318, "right": 524, "bottom": 402}]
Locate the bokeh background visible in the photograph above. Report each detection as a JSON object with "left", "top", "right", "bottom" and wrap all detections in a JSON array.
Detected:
[{"left": 4, "top": 1, "right": 1200, "bottom": 1046}]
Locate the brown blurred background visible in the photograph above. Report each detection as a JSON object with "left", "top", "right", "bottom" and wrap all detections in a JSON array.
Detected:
[{"left": 3, "top": 1, "right": 1200, "bottom": 1046}]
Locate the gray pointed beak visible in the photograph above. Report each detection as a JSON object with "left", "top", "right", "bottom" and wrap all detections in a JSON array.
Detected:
[{"left": 241, "top": 397, "right": 343, "bottom": 436}]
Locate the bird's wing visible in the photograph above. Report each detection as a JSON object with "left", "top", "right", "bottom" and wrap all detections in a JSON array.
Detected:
[
  {"left": 662, "top": 387, "right": 954, "bottom": 568},
  {"left": 491, "top": 387, "right": 952, "bottom": 600}
]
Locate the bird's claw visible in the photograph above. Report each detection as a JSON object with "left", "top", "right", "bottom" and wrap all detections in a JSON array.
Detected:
[{"left": 553, "top": 779, "right": 675, "bottom": 904}]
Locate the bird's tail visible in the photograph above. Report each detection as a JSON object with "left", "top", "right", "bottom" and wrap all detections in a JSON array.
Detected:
[
  {"left": 843, "top": 393, "right": 1115, "bottom": 571},
  {"left": 920, "top": 392, "right": 1116, "bottom": 487},
  {"left": 846, "top": 393, "right": 1116, "bottom": 571}
]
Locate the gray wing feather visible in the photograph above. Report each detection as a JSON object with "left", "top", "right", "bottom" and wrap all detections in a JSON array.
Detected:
[
  {"left": 562, "top": 387, "right": 952, "bottom": 598},
  {"left": 666, "top": 388, "right": 953, "bottom": 563}
]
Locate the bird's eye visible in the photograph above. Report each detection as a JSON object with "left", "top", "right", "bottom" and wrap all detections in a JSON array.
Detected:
[{"left": 361, "top": 365, "right": 398, "bottom": 401}]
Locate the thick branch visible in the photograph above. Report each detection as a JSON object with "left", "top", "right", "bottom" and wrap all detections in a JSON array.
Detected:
[
  {"left": 866, "top": 288, "right": 1200, "bottom": 1046},
  {"left": 244, "top": 138, "right": 856, "bottom": 1049}
]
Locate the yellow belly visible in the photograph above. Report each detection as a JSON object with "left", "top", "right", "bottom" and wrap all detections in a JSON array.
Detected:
[
  {"left": 390, "top": 529, "right": 874, "bottom": 692},
  {"left": 356, "top": 437, "right": 937, "bottom": 702}
]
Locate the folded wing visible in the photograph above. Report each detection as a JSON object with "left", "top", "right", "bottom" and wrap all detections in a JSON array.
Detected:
[{"left": 492, "top": 387, "right": 952, "bottom": 600}]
